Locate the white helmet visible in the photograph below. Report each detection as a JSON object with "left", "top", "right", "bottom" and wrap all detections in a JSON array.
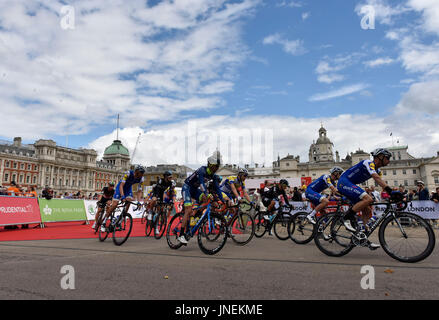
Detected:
[{"left": 207, "top": 150, "right": 222, "bottom": 166}]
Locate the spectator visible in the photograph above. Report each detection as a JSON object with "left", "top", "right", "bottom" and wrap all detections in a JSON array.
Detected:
[
  {"left": 7, "top": 181, "right": 21, "bottom": 196},
  {"left": 398, "top": 185, "right": 408, "bottom": 197},
  {"left": 0, "top": 185, "right": 7, "bottom": 196},
  {"left": 417, "top": 181, "right": 430, "bottom": 200},
  {"left": 292, "top": 187, "right": 302, "bottom": 201},
  {"left": 408, "top": 189, "right": 417, "bottom": 201},
  {"left": 431, "top": 187, "right": 439, "bottom": 204},
  {"left": 381, "top": 188, "right": 390, "bottom": 202},
  {"left": 370, "top": 185, "right": 381, "bottom": 202},
  {"left": 42, "top": 186, "right": 53, "bottom": 200}
]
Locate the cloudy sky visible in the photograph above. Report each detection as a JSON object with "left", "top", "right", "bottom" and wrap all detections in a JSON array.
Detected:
[{"left": 1, "top": 0, "right": 438, "bottom": 167}]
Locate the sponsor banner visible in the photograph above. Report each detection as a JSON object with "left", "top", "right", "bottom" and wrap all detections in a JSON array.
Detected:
[
  {"left": 406, "top": 201, "right": 439, "bottom": 219},
  {"left": 290, "top": 201, "right": 312, "bottom": 214},
  {"left": 38, "top": 198, "right": 87, "bottom": 223},
  {"left": 84, "top": 200, "right": 98, "bottom": 221},
  {"left": 0, "top": 196, "right": 42, "bottom": 226}
]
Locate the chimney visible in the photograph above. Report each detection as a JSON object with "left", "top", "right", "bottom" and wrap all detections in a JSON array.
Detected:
[
  {"left": 13, "top": 137, "right": 22, "bottom": 147},
  {"left": 255, "top": 163, "right": 259, "bottom": 168},
  {"left": 336, "top": 151, "right": 340, "bottom": 162}
]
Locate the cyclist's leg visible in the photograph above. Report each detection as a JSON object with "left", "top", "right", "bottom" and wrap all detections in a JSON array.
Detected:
[
  {"left": 306, "top": 190, "right": 328, "bottom": 223},
  {"left": 337, "top": 178, "right": 366, "bottom": 231},
  {"left": 178, "top": 184, "right": 197, "bottom": 243}
]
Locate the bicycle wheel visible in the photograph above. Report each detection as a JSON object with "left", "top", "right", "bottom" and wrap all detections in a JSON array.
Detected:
[
  {"left": 254, "top": 212, "right": 267, "bottom": 238},
  {"left": 289, "top": 212, "right": 315, "bottom": 245},
  {"left": 112, "top": 213, "right": 133, "bottom": 246},
  {"left": 198, "top": 212, "right": 228, "bottom": 255},
  {"left": 145, "top": 211, "right": 154, "bottom": 237},
  {"left": 379, "top": 212, "right": 436, "bottom": 263},
  {"left": 273, "top": 214, "right": 291, "bottom": 241},
  {"left": 314, "top": 212, "right": 354, "bottom": 257},
  {"left": 229, "top": 212, "right": 255, "bottom": 246},
  {"left": 98, "top": 217, "right": 110, "bottom": 242},
  {"left": 154, "top": 211, "right": 167, "bottom": 240},
  {"left": 166, "top": 212, "right": 184, "bottom": 250}
]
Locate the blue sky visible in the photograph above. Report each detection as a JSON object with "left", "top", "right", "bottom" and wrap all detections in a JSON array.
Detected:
[{"left": 0, "top": 0, "right": 438, "bottom": 166}]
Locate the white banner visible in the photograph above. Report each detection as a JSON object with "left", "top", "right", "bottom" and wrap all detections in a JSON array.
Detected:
[
  {"left": 373, "top": 201, "right": 439, "bottom": 219},
  {"left": 84, "top": 200, "right": 98, "bottom": 221}
]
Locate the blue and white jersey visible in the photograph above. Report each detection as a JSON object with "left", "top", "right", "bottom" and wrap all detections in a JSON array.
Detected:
[
  {"left": 340, "top": 160, "right": 382, "bottom": 185},
  {"left": 307, "top": 174, "right": 334, "bottom": 193},
  {"left": 116, "top": 170, "right": 145, "bottom": 192}
]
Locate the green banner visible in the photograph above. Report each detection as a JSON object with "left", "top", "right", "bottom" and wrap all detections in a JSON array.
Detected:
[{"left": 38, "top": 199, "right": 87, "bottom": 223}]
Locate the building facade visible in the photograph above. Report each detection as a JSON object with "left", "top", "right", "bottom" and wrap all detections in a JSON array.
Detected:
[
  {"left": 244, "top": 126, "right": 439, "bottom": 192},
  {"left": 0, "top": 137, "right": 130, "bottom": 196}
]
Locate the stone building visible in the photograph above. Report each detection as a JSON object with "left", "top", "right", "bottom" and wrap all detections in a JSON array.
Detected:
[
  {"left": 243, "top": 126, "right": 439, "bottom": 192},
  {"left": 0, "top": 137, "right": 129, "bottom": 196}
]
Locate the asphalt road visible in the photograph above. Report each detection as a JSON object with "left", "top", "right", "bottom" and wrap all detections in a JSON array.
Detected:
[{"left": 0, "top": 229, "right": 438, "bottom": 300}]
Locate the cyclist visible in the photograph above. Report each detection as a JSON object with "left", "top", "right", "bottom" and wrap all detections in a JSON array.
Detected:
[
  {"left": 146, "top": 171, "right": 175, "bottom": 220},
  {"left": 163, "top": 179, "right": 177, "bottom": 218},
  {"left": 261, "top": 179, "right": 292, "bottom": 224},
  {"left": 92, "top": 181, "right": 115, "bottom": 230},
  {"left": 103, "top": 165, "right": 145, "bottom": 231},
  {"left": 177, "top": 151, "right": 225, "bottom": 245},
  {"left": 220, "top": 168, "right": 252, "bottom": 205},
  {"left": 337, "top": 148, "right": 394, "bottom": 249},
  {"left": 305, "top": 167, "right": 344, "bottom": 224}
]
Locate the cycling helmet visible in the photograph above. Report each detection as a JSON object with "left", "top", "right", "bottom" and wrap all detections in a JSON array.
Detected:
[
  {"left": 330, "top": 166, "right": 344, "bottom": 175},
  {"left": 238, "top": 168, "right": 249, "bottom": 177},
  {"left": 207, "top": 150, "right": 222, "bottom": 166},
  {"left": 164, "top": 170, "right": 173, "bottom": 177},
  {"left": 279, "top": 179, "right": 289, "bottom": 187},
  {"left": 134, "top": 165, "right": 146, "bottom": 173},
  {"left": 371, "top": 148, "right": 392, "bottom": 159}
]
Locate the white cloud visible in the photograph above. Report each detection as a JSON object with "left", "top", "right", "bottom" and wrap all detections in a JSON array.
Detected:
[
  {"left": 317, "top": 74, "right": 345, "bottom": 84},
  {"left": 276, "top": 1, "right": 302, "bottom": 8},
  {"left": 263, "top": 33, "right": 306, "bottom": 56},
  {"left": 396, "top": 80, "right": 439, "bottom": 115},
  {"left": 88, "top": 113, "right": 439, "bottom": 167},
  {"left": 0, "top": 0, "right": 260, "bottom": 139},
  {"left": 407, "top": 0, "right": 439, "bottom": 36},
  {"left": 364, "top": 57, "right": 395, "bottom": 68},
  {"left": 355, "top": 0, "right": 410, "bottom": 25},
  {"left": 309, "top": 83, "right": 369, "bottom": 102},
  {"left": 302, "top": 12, "right": 310, "bottom": 21}
]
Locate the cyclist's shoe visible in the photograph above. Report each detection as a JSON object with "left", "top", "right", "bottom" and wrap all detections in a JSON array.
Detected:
[
  {"left": 323, "top": 233, "right": 332, "bottom": 241},
  {"left": 263, "top": 215, "right": 270, "bottom": 220},
  {"left": 306, "top": 215, "right": 316, "bottom": 225},
  {"left": 91, "top": 222, "right": 96, "bottom": 230},
  {"left": 100, "top": 225, "right": 107, "bottom": 232},
  {"left": 367, "top": 241, "right": 380, "bottom": 250},
  {"left": 343, "top": 220, "right": 357, "bottom": 233},
  {"left": 177, "top": 235, "right": 188, "bottom": 245}
]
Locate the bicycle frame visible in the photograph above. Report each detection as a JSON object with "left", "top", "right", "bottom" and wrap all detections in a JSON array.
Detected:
[{"left": 186, "top": 202, "right": 213, "bottom": 237}]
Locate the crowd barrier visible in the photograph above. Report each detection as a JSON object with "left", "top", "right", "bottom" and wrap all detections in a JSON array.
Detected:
[{"left": 1, "top": 196, "right": 438, "bottom": 228}]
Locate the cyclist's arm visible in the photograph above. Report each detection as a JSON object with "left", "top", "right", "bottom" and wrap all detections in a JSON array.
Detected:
[
  {"left": 230, "top": 183, "right": 240, "bottom": 199},
  {"left": 371, "top": 173, "right": 390, "bottom": 193}
]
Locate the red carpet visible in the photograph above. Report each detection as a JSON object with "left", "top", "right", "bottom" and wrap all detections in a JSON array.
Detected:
[{"left": 0, "top": 219, "right": 153, "bottom": 242}]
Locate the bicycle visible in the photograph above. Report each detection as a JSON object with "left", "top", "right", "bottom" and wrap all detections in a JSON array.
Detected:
[
  {"left": 288, "top": 200, "right": 349, "bottom": 245},
  {"left": 166, "top": 198, "right": 228, "bottom": 255},
  {"left": 314, "top": 198, "right": 436, "bottom": 263},
  {"left": 214, "top": 200, "right": 256, "bottom": 246},
  {"left": 145, "top": 200, "right": 170, "bottom": 240},
  {"left": 98, "top": 200, "right": 139, "bottom": 246},
  {"left": 254, "top": 204, "right": 294, "bottom": 240}
]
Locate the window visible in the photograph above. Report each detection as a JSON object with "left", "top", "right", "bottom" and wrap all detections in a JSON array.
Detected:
[
  {"left": 394, "top": 180, "right": 398, "bottom": 186},
  {"left": 5, "top": 161, "right": 9, "bottom": 168},
  {"left": 33, "top": 176, "right": 37, "bottom": 184},
  {"left": 435, "top": 176, "right": 439, "bottom": 184},
  {"left": 12, "top": 174, "right": 16, "bottom": 182},
  {"left": 403, "top": 169, "right": 406, "bottom": 175},
  {"left": 27, "top": 164, "right": 31, "bottom": 170},
  {"left": 13, "top": 162, "right": 17, "bottom": 169},
  {"left": 393, "top": 170, "right": 397, "bottom": 175},
  {"left": 26, "top": 176, "right": 30, "bottom": 184},
  {"left": 20, "top": 163, "right": 24, "bottom": 170},
  {"left": 413, "top": 169, "right": 417, "bottom": 174},
  {"left": 4, "top": 173, "right": 9, "bottom": 182},
  {"left": 383, "top": 170, "right": 387, "bottom": 176},
  {"left": 404, "top": 180, "right": 408, "bottom": 186},
  {"left": 286, "top": 163, "right": 290, "bottom": 167}
]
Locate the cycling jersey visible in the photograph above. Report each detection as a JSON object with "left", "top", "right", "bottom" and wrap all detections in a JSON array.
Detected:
[
  {"left": 183, "top": 166, "right": 224, "bottom": 206},
  {"left": 152, "top": 178, "right": 173, "bottom": 200},
  {"left": 220, "top": 176, "right": 246, "bottom": 199},
  {"left": 337, "top": 160, "right": 381, "bottom": 204},
  {"left": 341, "top": 160, "right": 382, "bottom": 185},
  {"left": 114, "top": 170, "right": 145, "bottom": 200},
  {"left": 261, "top": 184, "right": 290, "bottom": 207},
  {"left": 305, "top": 174, "right": 334, "bottom": 206}
]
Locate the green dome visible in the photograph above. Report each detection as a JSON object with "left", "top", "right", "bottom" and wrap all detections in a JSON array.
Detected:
[{"left": 104, "top": 140, "right": 129, "bottom": 156}]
